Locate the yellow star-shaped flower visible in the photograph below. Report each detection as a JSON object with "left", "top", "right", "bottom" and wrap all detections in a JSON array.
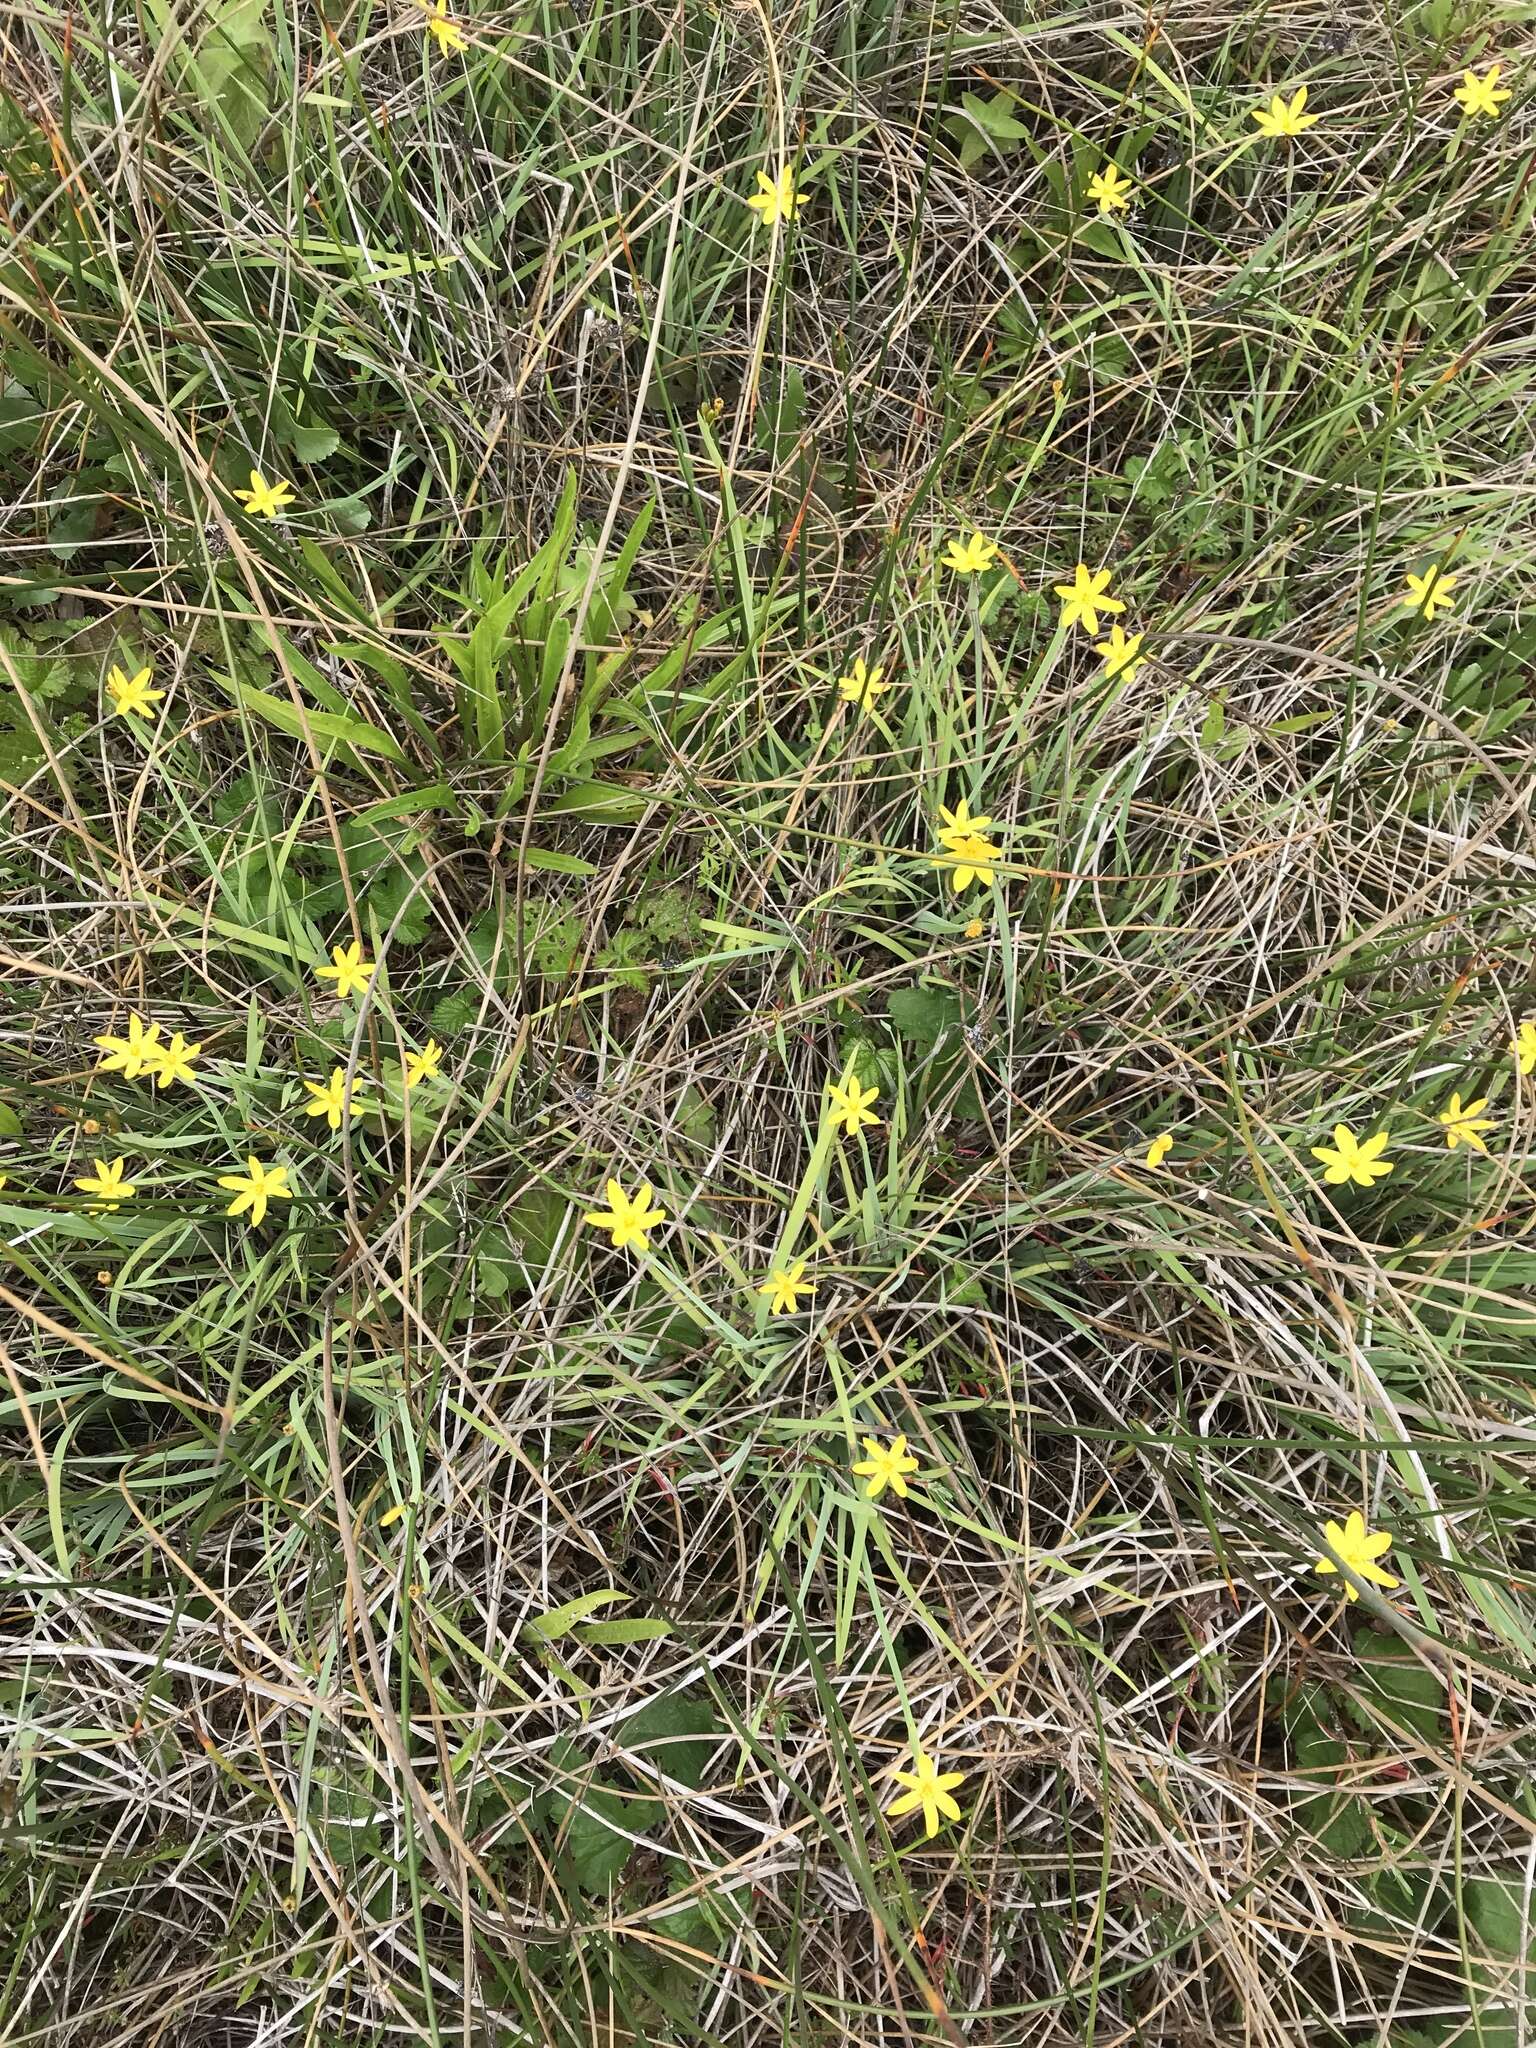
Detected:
[
  {"left": 1094, "top": 624, "right": 1146, "bottom": 681},
  {"left": 584, "top": 1178, "right": 667, "bottom": 1252},
  {"left": 1054, "top": 562, "right": 1125, "bottom": 636},
  {"left": 303, "top": 1066, "right": 368, "bottom": 1132},
  {"left": 1251, "top": 86, "right": 1320, "bottom": 138},
  {"left": 1145, "top": 1132, "right": 1173, "bottom": 1169},
  {"left": 886, "top": 1747, "right": 965, "bottom": 1839},
  {"left": 942, "top": 531, "right": 998, "bottom": 575},
  {"left": 218, "top": 1157, "right": 293, "bottom": 1227},
  {"left": 745, "top": 163, "right": 808, "bottom": 229},
  {"left": 1313, "top": 1509, "right": 1398, "bottom": 1602},
  {"left": 146, "top": 1030, "right": 201, "bottom": 1089},
  {"left": 1310, "top": 1124, "right": 1394, "bottom": 1188},
  {"left": 1086, "top": 162, "right": 1134, "bottom": 214},
  {"left": 934, "top": 831, "right": 998, "bottom": 895},
  {"left": 851, "top": 1433, "right": 919, "bottom": 1501},
  {"left": 233, "top": 470, "right": 296, "bottom": 520},
  {"left": 315, "top": 940, "right": 373, "bottom": 1002},
  {"left": 94, "top": 1014, "right": 163, "bottom": 1080},
  {"left": 74, "top": 1156, "right": 137, "bottom": 1211},
  {"left": 420, "top": 0, "right": 466, "bottom": 52},
  {"left": 403, "top": 1038, "right": 444, "bottom": 1086},
  {"left": 105, "top": 664, "right": 165, "bottom": 720},
  {"left": 936, "top": 797, "right": 993, "bottom": 848},
  {"left": 1453, "top": 64, "right": 1510, "bottom": 120},
  {"left": 1439, "top": 1092, "right": 1494, "bottom": 1153},
  {"left": 837, "top": 657, "right": 890, "bottom": 710},
  {"left": 1515, "top": 1019, "right": 1536, "bottom": 1077},
  {"left": 758, "top": 1259, "right": 815, "bottom": 1316},
  {"left": 1402, "top": 565, "right": 1456, "bottom": 619},
  {"left": 826, "top": 1071, "right": 880, "bottom": 1137}
]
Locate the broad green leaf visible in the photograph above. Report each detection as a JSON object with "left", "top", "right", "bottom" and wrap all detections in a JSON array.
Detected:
[
  {"left": 887, "top": 985, "right": 964, "bottom": 1047},
  {"left": 524, "top": 848, "right": 599, "bottom": 875},
  {"left": 575, "top": 1618, "right": 671, "bottom": 1645},
  {"left": 1466, "top": 1875, "right": 1527, "bottom": 1958},
  {"left": 526, "top": 1589, "right": 625, "bottom": 1641},
  {"left": 560, "top": 1783, "right": 645, "bottom": 1891},
  {"left": 48, "top": 481, "right": 104, "bottom": 562},
  {"left": 353, "top": 784, "right": 457, "bottom": 826},
  {"left": 1344, "top": 1630, "right": 1444, "bottom": 1745},
  {"left": 328, "top": 496, "right": 372, "bottom": 535},
  {"left": 145, "top": 0, "right": 272, "bottom": 142},
  {"left": 289, "top": 425, "right": 341, "bottom": 464},
  {"left": 0, "top": 384, "right": 42, "bottom": 455},
  {"left": 546, "top": 778, "right": 650, "bottom": 822},
  {"left": 539, "top": 1735, "right": 653, "bottom": 1892},
  {"left": 1464, "top": 1860, "right": 1536, "bottom": 2047},
  {"left": 1289, "top": 1703, "right": 1371, "bottom": 1859},
  {"left": 959, "top": 89, "right": 1029, "bottom": 140},
  {"left": 219, "top": 676, "right": 407, "bottom": 764},
  {"left": 621, "top": 1695, "right": 720, "bottom": 1791}
]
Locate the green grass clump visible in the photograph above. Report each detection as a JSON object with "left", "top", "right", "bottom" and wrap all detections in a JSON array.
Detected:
[{"left": 4, "top": 2, "right": 1536, "bottom": 2043}]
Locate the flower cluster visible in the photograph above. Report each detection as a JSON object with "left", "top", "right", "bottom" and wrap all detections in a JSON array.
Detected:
[
  {"left": 739, "top": 65, "right": 1515, "bottom": 259},
  {"left": 1059, "top": 561, "right": 1149, "bottom": 688},
  {"left": 1242, "top": 68, "right": 1511, "bottom": 139},
  {"left": 1141, "top": 1025, "right": 1529, "bottom": 1179},
  {"left": 1305, "top": 1063, "right": 1516, "bottom": 1188},
  {"left": 71, "top": 947, "right": 448, "bottom": 1231},
  {"left": 94, "top": 1013, "right": 202, "bottom": 1089},
  {"left": 583, "top": 1073, "right": 910, "bottom": 1509},
  {"left": 931, "top": 797, "right": 999, "bottom": 897},
  {"left": 919, "top": 554, "right": 1145, "bottom": 897},
  {"left": 1085, "top": 61, "right": 1513, "bottom": 220},
  {"left": 62, "top": 40, "right": 1523, "bottom": 1881}
]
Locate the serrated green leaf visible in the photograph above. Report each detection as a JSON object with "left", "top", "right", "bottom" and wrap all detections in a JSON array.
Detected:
[
  {"left": 328, "top": 496, "right": 372, "bottom": 535},
  {"left": 289, "top": 425, "right": 341, "bottom": 464},
  {"left": 560, "top": 1783, "right": 645, "bottom": 1890},
  {"left": 887, "top": 985, "right": 963, "bottom": 1048},
  {"left": 366, "top": 860, "right": 431, "bottom": 946},
  {"left": 429, "top": 989, "right": 480, "bottom": 1040}
]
